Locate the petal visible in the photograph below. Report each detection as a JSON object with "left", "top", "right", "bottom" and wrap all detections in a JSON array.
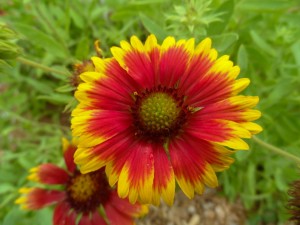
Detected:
[
  {"left": 186, "top": 118, "right": 251, "bottom": 147},
  {"left": 197, "top": 96, "right": 260, "bottom": 122},
  {"left": 53, "top": 202, "right": 71, "bottom": 225},
  {"left": 161, "top": 36, "right": 176, "bottom": 52},
  {"left": 78, "top": 213, "right": 91, "bottom": 225},
  {"left": 28, "top": 164, "right": 69, "bottom": 185},
  {"left": 152, "top": 144, "right": 175, "bottom": 206},
  {"left": 182, "top": 51, "right": 242, "bottom": 106},
  {"left": 16, "top": 188, "right": 65, "bottom": 210},
  {"left": 117, "top": 142, "right": 154, "bottom": 204},
  {"left": 144, "top": 34, "right": 158, "bottom": 52},
  {"left": 72, "top": 109, "right": 132, "bottom": 149},
  {"left": 76, "top": 129, "right": 136, "bottom": 174},
  {"left": 107, "top": 191, "right": 148, "bottom": 218},
  {"left": 240, "top": 122, "right": 263, "bottom": 134},
  {"left": 64, "top": 211, "right": 77, "bottom": 225},
  {"left": 158, "top": 43, "right": 191, "bottom": 87},
  {"left": 105, "top": 192, "right": 147, "bottom": 225},
  {"left": 105, "top": 205, "right": 136, "bottom": 225},
  {"left": 62, "top": 138, "right": 77, "bottom": 173},
  {"left": 91, "top": 210, "right": 107, "bottom": 225},
  {"left": 169, "top": 137, "right": 218, "bottom": 199},
  {"left": 194, "top": 38, "right": 212, "bottom": 56},
  {"left": 111, "top": 36, "right": 156, "bottom": 89}
]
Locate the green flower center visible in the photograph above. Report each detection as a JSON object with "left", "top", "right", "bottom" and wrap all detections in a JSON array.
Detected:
[
  {"left": 132, "top": 86, "right": 189, "bottom": 142},
  {"left": 140, "top": 92, "right": 180, "bottom": 132}
]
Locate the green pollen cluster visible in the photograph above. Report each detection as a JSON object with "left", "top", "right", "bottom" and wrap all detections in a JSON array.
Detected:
[{"left": 140, "top": 92, "right": 180, "bottom": 132}]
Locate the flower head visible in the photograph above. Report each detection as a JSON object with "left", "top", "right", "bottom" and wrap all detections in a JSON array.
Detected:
[
  {"left": 71, "top": 60, "right": 95, "bottom": 88},
  {"left": 288, "top": 179, "right": 300, "bottom": 224},
  {"left": 71, "top": 34, "right": 262, "bottom": 205},
  {"left": 15, "top": 138, "right": 147, "bottom": 225}
]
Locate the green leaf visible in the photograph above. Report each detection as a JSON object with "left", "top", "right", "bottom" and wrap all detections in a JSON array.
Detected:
[
  {"left": 291, "top": 40, "right": 300, "bottom": 75},
  {"left": 274, "top": 168, "right": 287, "bottom": 191},
  {"left": 56, "top": 84, "right": 75, "bottom": 93},
  {"left": 0, "top": 183, "right": 15, "bottom": 194},
  {"left": 0, "top": 41, "right": 20, "bottom": 59},
  {"left": 247, "top": 163, "right": 256, "bottom": 196},
  {"left": 22, "top": 77, "right": 53, "bottom": 95},
  {"left": 139, "top": 13, "right": 168, "bottom": 41},
  {"left": 238, "top": 0, "right": 295, "bottom": 11},
  {"left": 0, "top": 59, "right": 11, "bottom": 68},
  {"left": 237, "top": 44, "right": 248, "bottom": 73},
  {"left": 70, "top": 7, "right": 85, "bottom": 29},
  {"left": 75, "top": 37, "right": 90, "bottom": 60},
  {"left": 34, "top": 209, "right": 52, "bottom": 225},
  {"left": 235, "top": 149, "right": 251, "bottom": 162},
  {"left": 129, "top": 0, "right": 167, "bottom": 5},
  {"left": 211, "top": 33, "right": 239, "bottom": 53},
  {"left": 3, "top": 208, "right": 26, "bottom": 225},
  {"left": 13, "top": 23, "right": 68, "bottom": 58},
  {"left": 207, "top": 0, "right": 234, "bottom": 35},
  {"left": 250, "top": 30, "right": 277, "bottom": 57},
  {"left": 37, "top": 93, "right": 73, "bottom": 104},
  {"left": 262, "top": 78, "right": 294, "bottom": 109}
]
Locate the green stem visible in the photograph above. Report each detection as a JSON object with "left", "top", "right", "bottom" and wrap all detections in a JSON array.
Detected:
[
  {"left": 252, "top": 135, "right": 300, "bottom": 164},
  {"left": 17, "top": 57, "right": 70, "bottom": 76}
]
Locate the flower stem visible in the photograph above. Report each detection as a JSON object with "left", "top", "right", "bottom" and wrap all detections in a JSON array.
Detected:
[
  {"left": 252, "top": 135, "right": 300, "bottom": 164},
  {"left": 17, "top": 57, "right": 70, "bottom": 76}
]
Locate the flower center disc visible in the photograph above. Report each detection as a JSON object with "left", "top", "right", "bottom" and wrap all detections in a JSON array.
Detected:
[
  {"left": 66, "top": 170, "right": 110, "bottom": 213},
  {"left": 132, "top": 87, "right": 188, "bottom": 142},
  {"left": 140, "top": 92, "right": 180, "bottom": 132}
]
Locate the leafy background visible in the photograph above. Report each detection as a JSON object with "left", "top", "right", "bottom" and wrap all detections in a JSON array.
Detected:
[{"left": 1, "top": 0, "right": 300, "bottom": 224}]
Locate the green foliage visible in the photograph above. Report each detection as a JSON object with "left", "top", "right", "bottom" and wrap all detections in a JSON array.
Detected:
[
  {"left": 0, "top": 23, "right": 21, "bottom": 69},
  {"left": 0, "top": 0, "right": 300, "bottom": 224}
]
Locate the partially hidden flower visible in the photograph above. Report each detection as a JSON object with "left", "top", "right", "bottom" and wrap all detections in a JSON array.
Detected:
[
  {"left": 71, "top": 34, "right": 262, "bottom": 206},
  {"left": 15, "top": 138, "right": 148, "bottom": 225},
  {"left": 71, "top": 60, "right": 95, "bottom": 88},
  {"left": 288, "top": 179, "right": 300, "bottom": 224}
]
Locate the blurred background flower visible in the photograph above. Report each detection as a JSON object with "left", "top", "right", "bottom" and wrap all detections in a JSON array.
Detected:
[{"left": 15, "top": 138, "right": 148, "bottom": 225}]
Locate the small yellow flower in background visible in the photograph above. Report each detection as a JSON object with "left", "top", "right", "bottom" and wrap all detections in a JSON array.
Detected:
[
  {"left": 15, "top": 138, "right": 148, "bottom": 225},
  {"left": 71, "top": 34, "right": 262, "bottom": 206}
]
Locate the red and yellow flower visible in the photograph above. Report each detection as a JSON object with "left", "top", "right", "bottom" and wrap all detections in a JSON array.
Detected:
[
  {"left": 15, "top": 138, "right": 147, "bottom": 225},
  {"left": 71, "top": 34, "right": 262, "bottom": 205}
]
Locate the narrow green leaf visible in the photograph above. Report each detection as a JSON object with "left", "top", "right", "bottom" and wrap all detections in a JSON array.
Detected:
[
  {"left": 23, "top": 77, "right": 53, "bottom": 94},
  {"left": 13, "top": 23, "right": 68, "bottom": 58},
  {"left": 37, "top": 93, "right": 73, "bottom": 104},
  {"left": 139, "top": 13, "right": 168, "bottom": 40},
  {"left": 70, "top": 7, "right": 85, "bottom": 29},
  {"left": 247, "top": 163, "right": 256, "bottom": 196},
  {"left": 250, "top": 30, "right": 276, "bottom": 57},
  {"left": 238, "top": 0, "right": 295, "bottom": 11},
  {"left": 75, "top": 37, "right": 90, "bottom": 60},
  {"left": 208, "top": 0, "right": 234, "bottom": 35},
  {"left": 56, "top": 84, "right": 75, "bottom": 93},
  {"left": 3, "top": 208, "right": 25, "bottom": 225},
  {"left": 211, "top": 33, "right": 239, "bottom": 53},
  {"left": 275, "top": 168, "right": 288, "bottom": 191},
  {"left": 291, "top": 40, "right": 300, "bottom": 75},
  {"left": 237, "top": 44, "right": 248, "bottom": 73},
  {"left": 0, "top": 183, "right": 15, "bottom": 194}
]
